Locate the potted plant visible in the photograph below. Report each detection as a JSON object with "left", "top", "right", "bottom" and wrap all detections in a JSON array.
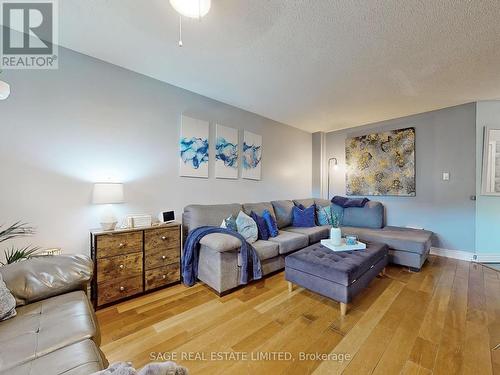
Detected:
[
  {"left": 0, "top": 222, "right": 40, "bottom": 265},
  {"left": 319, "top": 207, "right": 342, "bottom": 245},
  {"left": 329, "top": 212, "right": 342, "bottom": 245}
]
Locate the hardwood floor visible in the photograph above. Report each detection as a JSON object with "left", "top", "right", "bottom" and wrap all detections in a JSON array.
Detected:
[{"left": 96, "top": 255, "right": 500, "bottom": 374}]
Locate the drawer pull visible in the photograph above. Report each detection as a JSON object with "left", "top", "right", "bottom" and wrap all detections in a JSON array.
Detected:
[
  {"left": 161, "top": 236, "right": 167, "bottom": 240},
  {"left": 118, "top": 243, "right": 126, "bottom": 248},
  {"left": 119, "top": 264, "right": 124, "bottom": 270},
  {"left": 162, "top": 274, "right": 166, "bottom": 279},
  {"left": 162, "top": 255, "right": 166, "bottom": 260},
  {"left": 119, "top": 286, "right": 125, "bottom": 292}
]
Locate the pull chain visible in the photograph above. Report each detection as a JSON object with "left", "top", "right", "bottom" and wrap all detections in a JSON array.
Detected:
[{"left": 178, "top": 15, "right": 183, "bottom": 47}]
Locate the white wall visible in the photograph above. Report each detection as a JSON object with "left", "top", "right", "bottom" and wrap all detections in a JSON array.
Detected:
[{"left": 0, "top": 48, "right": 312, "bottom": 258}]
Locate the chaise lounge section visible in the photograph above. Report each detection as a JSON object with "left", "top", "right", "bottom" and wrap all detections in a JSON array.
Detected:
[{"left": 182, "top": 197, "right": 434, "bottom": 294}]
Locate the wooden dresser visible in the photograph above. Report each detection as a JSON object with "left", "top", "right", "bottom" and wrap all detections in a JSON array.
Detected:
[{"left": 90, "top": 222, "right": 181, "bottom": 308}]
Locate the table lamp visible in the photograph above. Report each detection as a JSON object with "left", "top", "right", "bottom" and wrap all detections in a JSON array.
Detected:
[{"left": 92, "top": 183, "right": 124, "bottom": 231}]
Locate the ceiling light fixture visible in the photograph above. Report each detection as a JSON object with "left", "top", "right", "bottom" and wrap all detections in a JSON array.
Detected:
[
  {"left": 169, "top": 0, "right": 211, "bottom": 47},
  {"left": 170, "top": 0, "right": 211, "bottom": 19}
]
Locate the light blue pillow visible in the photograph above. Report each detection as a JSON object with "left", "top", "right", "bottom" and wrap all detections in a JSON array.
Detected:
[
  {"left": 316, "top": 205, "right": 333, "bottom": 226},
  {"left": 235, "top": 211, "right": 258, "bottom": 243}
]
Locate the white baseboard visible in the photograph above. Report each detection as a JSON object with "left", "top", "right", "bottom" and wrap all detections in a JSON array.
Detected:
[
  {"left": 430, "top": 247, "right": 500, "bottom": 263},
  {"left": 475, "top": 254, "right": 500, "bottom": 263},
  {"left": 430, "top": 247, "right": 474, "bottom": 261}
]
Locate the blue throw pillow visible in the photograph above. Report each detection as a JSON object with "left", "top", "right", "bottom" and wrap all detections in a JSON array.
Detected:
[
  {"left": 292, "top": 205, "right": 316, "bottom": 227},
  {"left": 251, "top": 211, "right": 270, "bottom": 241},
  {"left": 262, "top": 209, "right": 279, "bottom": 237}
]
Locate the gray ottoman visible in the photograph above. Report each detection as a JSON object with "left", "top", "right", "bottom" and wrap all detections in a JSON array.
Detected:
[{"left": 285, "top": 242, "right": 388, "bottom": 315}]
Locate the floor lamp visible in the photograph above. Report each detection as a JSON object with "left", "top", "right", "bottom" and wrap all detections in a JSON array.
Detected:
[{"left": 326, "top": 157, "right": 338, "bottom": 200}]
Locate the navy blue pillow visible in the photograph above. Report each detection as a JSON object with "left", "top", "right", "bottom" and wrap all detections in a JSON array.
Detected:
[
  {"left": 251, "top": 211, "right": 269, "bottom": 241},
  {"left": 292, "top": 205, "right": 316, "bottom": 227},
  {"left": 262, "top": 209, "right": 279, "bottom": 237}
]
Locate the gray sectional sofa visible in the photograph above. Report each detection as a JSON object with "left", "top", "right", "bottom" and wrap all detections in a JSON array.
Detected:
[{"left": 183, "top": 198, "right": 433, "bottom": 294}]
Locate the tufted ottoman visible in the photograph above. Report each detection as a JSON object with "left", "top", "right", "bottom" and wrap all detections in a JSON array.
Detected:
[{"left": 285, "top": 242, "right": 388, "bottom": 315}]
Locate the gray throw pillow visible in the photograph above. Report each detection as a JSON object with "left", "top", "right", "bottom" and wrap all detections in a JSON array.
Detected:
[{"left": 0, "top": 272, "right": 16, "bottom": 321}]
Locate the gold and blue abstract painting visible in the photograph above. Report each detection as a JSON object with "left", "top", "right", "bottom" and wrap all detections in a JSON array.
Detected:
[{"left": 345, "top": 127, "right": 415, "bottom": 196}]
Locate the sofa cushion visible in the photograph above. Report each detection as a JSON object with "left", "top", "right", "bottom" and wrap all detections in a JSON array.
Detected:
[
  {"left": 292, "top": 205, "right": 316, "bottom": 227},
  {"left": 183, "top": 203, "right": 242, "bottom": 234},
  {"left": 242, "top": 202, "right": 276, "bottom": 218},
  {"left": 268, "top": 230, "right": 309, "bottom": 255},
  {"left": 0, "top": 273, "right": 16, "bottom": 321},
  {"left": 252, "top": 240, "right": 280, "bottom": 260},
  {"left": 262, "top": 209, "right": 279, "bottom": 237},
  {"left": 342, "top": 226, "right": 433, "bottom": 255},
  {"left": 199, "top": 233, "right": 241, "bottom": 252},
  {"left": 283, "top": 225, "right": 330, "bottom": 244},
  {"left": 235, "top": 211, "right": 258, "bottom": 243},
  {"left": 341, "top": 201, "right": 384, "bottom": 229},
  {"left": 251, "top": 211, "right": 270, "bottom": 240},
  {"left": 0, "top": 291, "right": 100, "bottom": 372},
  {"left": 0, "top": 255, "right": 93, "bottom": 306},
  {"left": 270, "top": 200, "right": 295, "bottom": 229},
  {"left": 293, "top": 198, "right": 315, "bottom": 208},
  {"left": 3, "top": 339, "right": 106, "bottom": 375}
]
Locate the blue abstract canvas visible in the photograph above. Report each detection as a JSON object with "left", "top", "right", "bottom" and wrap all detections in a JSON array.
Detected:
[
  {"left": 242, "top": 130, "right": 262, "bottom": 180},
  {"left": 215, "top": 124, "right": 238, "bottom": 179},
  {"left": 179, "top": 116, "right": 209, "bottom": 178}
]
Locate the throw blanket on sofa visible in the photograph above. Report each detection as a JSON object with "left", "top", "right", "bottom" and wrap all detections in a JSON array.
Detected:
[
  {"left": 182, "top": 226, "right": 262, "bottom": 287},
  {"left": 331, "top": 196, "right": 370, "bottom": 208}
]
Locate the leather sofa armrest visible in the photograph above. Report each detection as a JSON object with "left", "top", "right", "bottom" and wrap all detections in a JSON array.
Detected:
[{"left": 0, "top": 254, "right": 93, "bottom": 306}]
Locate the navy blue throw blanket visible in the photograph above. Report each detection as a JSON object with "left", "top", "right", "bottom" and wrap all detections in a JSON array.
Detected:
[
  {"left": 331, "top": 196, "right": 370, "bottom": 208},
  {"left": 182, "top": 226, "right": 262, "bottom": 287}
]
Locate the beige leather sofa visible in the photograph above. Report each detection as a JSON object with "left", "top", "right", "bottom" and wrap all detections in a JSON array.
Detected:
[{"left": 0, "top": 255, "right": 107, "bottom": 375}]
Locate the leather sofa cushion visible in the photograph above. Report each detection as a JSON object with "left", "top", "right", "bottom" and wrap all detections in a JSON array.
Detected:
[
  {"left": 0, "top": 291, "right": 100, "bottom": 372},
  {"left": 268, "top": 231, "right": 308, "bottom": 255},
  {"left": 342, "top": 201, "right": 384, "bottom": 229},
  {"left": 199, "top": 233, "right": 242, "bottom": 252},
  {"left": 285, "top": 242, "right": 388, "bottom": 286},
  {"left": 0, "top": 255, "right": 92, "bottom": 306},
  {"left": 3, "top": 339, "right": 105, "bottom": 375},
  {"left": 270, "top": 200, "right": 295, "bottom": 229},
  {"left": 183, "top": 203, "right": 242, "bottom": 234},
  {"left": 342, "top": 226, "right": 433, "bottom": 255},
  {"left": 283, "top": 225, "right": 330, "bottom": 244},
  {"left": 242, "top": 202, "right": 276, "bottom": 218}
]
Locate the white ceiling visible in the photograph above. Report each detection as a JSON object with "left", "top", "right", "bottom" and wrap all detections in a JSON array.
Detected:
[{"left": 58, "top": 0, "right": 500, "bottom": 133}]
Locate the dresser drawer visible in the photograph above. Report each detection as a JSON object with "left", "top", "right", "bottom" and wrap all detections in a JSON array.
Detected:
[
  {"left": 97, "top": 252, "right": 143, "bottom": 283},
  {"left": 97, "top": 275, "right": 143, "bottom": 306},
  {"left": 145, "top": 264, "right": 180, "bottom": 291},
  {"left": 145, "top": 227, "right": 180, "bottom": 251},
  {"left": 96, "top": 232, "right": 143, "bottom": 258},
  {"left": 145, "top": 246, "right": 179, "bottom": 270}
]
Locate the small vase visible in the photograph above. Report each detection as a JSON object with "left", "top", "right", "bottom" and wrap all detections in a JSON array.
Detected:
[{"left": 330, "top": 227, "right": 342, "bottom": 246}]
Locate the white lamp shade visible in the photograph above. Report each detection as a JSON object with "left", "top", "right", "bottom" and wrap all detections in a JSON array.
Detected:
[
  {"left": 0, "top": 81, "right": 10, "bottom": 100},
  {"left": 170, "top": 0, "right": 211, "bottom": 18},
  {"left": 92, "top": 183, "right": 124, "bottom": 204}
]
